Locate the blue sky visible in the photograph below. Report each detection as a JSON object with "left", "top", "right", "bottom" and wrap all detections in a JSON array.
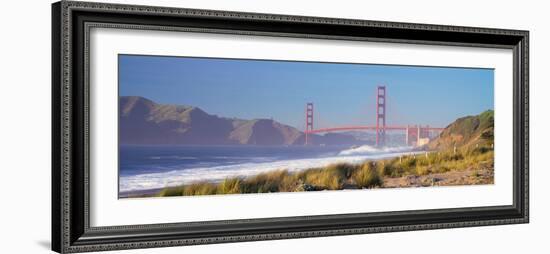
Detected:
[{"left": 119, "top": 55, "right": 494, "bottom": 130}]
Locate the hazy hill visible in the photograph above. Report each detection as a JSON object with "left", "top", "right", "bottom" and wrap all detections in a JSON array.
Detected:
[
  {"left": 119, "top": 96, "right": 235, "bottom": 144},
  {"left": 229, "top": 119, "right": 303, "bottom": 145},
  {"left": 119, "top": 96, "right": 362, "bottom": 146},
  {"left": 427, "top": 110, "right": 494, "bottom": 150}
]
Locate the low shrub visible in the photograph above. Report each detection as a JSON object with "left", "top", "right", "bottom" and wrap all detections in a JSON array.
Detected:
[
  {"left": 352, "top": 163, "right": 383, "bottom": 188},
  {"left": 182, "top": 182, "right": 217, "bottom": 196},
  {"left": 217, "top": 178, "right": 242, "bottom": 194},
  {"left": 241, "top": 170, "right": 287, "bottom": 193},
  {"left": 157, "top": 187, "right": 184, "bottom": 197},
  {"left": 301, "top": 166, "right": 347, "bottom": 190}
]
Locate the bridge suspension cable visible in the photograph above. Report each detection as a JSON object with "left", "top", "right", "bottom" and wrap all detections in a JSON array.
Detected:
[{"left": 303, "top": 85, "right": 444, "bottom": 147}]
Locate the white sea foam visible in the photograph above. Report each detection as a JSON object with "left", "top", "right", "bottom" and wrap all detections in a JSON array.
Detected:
[
  {"left": 338, "top": 145, "right": 414, "bottom": 156},
  {"left": 120, "top": 145, "right": 419, "bottom": 193}
]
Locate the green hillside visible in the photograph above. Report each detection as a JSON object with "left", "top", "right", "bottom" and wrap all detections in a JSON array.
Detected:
[{"left": 428, "top": 110, "right": 494, "bottom": 151}]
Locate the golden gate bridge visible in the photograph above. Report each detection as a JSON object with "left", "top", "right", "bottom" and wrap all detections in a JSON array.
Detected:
[{"left": 304, "top": 85, "right": 445, "bottom": 147}]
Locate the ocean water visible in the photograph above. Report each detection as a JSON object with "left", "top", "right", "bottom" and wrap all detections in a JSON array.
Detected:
[{"left": 119, "top": 145, "right": 416, "bottom": 193}]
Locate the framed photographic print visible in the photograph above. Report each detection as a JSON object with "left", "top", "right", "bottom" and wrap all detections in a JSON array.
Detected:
[{"left": 52, "top": 1, "right": 529, "bottom": 253}]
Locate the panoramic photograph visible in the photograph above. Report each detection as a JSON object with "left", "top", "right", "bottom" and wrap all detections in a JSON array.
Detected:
[{"left": 118, "top": 55, "right": 495, "bottom": 198}]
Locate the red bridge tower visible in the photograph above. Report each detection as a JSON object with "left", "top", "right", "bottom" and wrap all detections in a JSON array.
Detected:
[
  {"left": 376, "top": 85, "right": 386, "bottom": 147},
  {"left": 305, "top": 102, "right": 314, "bottom": 145}
]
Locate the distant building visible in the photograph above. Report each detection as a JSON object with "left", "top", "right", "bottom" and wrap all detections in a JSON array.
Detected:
[{"left": 417, "top": 138, "right": 430, "bottom": 147}]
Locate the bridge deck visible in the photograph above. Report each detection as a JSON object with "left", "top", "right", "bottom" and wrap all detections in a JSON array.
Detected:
[{"left": 306, "top": 126, "right": 445, "bottom": 134}]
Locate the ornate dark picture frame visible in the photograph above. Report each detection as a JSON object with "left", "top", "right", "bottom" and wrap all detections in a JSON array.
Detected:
[{"left": 52, "top": 1, "right": 529, "bottom": 253}]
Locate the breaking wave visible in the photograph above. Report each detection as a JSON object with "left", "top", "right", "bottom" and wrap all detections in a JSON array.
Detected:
[
  {"left": 338, "top": 145, "right": 414, "bottom": 156},
  {"left": 120, "top": 145, "right": 417, "bottom": 193}
]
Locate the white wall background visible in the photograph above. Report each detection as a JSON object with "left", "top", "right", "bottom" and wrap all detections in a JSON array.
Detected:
[{"left": 0, "top": 0, "right": 546, "bottom": 253}]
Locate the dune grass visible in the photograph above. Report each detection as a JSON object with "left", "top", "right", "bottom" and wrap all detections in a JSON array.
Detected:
[{"left": 156, "top": 145, "right": 494, "bottom": 197}]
